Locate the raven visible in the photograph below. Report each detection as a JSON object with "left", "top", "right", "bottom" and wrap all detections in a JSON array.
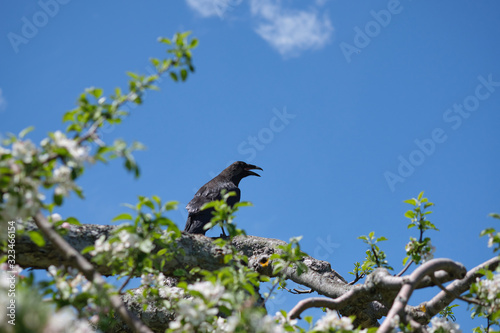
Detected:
[{"left": 184, "top": 161, "right": 262, "bottom": 236}]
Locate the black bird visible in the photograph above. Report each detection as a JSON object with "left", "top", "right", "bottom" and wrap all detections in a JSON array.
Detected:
[{"left": 184, "top": 161, "right": 263, "bottom": 236}]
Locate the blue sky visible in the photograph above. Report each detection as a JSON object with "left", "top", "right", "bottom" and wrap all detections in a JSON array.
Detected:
[{"left": 1, "top": 0, "right": 500, "bottom": 330}]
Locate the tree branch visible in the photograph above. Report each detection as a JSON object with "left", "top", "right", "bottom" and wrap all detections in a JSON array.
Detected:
[
  {"left": 408, "top": 256, "right": 500, "bottom": 324},
  {"left": 32, "top": 213, "right": 153, "bottom": 333},
  {"left": 378, "top": 259, "right": 466, "bottom": 333},
  {"left": 10, "top": 221, "right": 483, "bottom": 330}
]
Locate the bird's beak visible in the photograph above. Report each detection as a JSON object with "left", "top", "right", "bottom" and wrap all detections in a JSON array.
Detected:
[{"left": 244, "top": 164, "right": 263, "bottom": 177}]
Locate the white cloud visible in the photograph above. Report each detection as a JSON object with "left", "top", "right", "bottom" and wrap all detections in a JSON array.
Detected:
[
  {"left": 250, "top": 0, "right": 333, "bottom": 57},
  {"left": 315, "top": 0, "right": 330, "bottom": 7},
  {"left": 186, "top": 0, "right": 241, "bottom": 18},
  {"left": 0, "top": 88, "right": 6, "bottom": 112},
  {"left": 185, "top": 0, "right": 333, "bottom": 57}
]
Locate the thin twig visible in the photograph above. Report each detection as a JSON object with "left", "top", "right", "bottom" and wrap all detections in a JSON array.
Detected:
[
  {"left": 77, "top": 118, "right": 104, "bottom": 145},
  {"left": 430, "top": 274, "right": 486, "bottom": 307},
  {"left": 348, "top": 271, "right": 365, "bottom": 285},
  {"left": 293, "top": 287, "right": 313, "bottom": 294},
  {"left": 262, "top": 280, "right": 280, "bottom": 305},
  {"left": 282, "top": 286, "right": 299, "bottom": 294},
  {"left": 283, "top": 286, "right": 314, "bottom": 295},
  {"left": 396, "top": 259, "right": 414, "bottom": 277},
  {"left": 118, "top": 263, "right": 138, "bottom": 295},
  {"left": 371, "top": 245, "right": 380, "bottom": 267}
]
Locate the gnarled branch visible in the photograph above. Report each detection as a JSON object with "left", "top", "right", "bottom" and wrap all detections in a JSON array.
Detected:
[{"left": 9, "top": 221, "right": 493, "bottom": 331}]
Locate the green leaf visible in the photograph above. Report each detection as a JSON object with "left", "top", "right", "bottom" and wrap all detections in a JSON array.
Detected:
[
  {"left": 404, "top": 210, "right": 415, "bottom": 218},
  {"left": 62, "top": 111, "right": 75, "bottom": 123},
  {"left": 127, "top": 72, "right": 139, "bottom": 80},
  {"left": 150, "top": 58, "right": 160, "bottom": 67},
  {"left": 19, "top": 126, "right": 35, "bottom": 139},
  {"left": 65, "top": 217, "right": 81, "bottom": 225},
  {"left": 224, "top": 254, "right": 233, "bottom": 264},
  {"left": 260, "top": 275, "right": 270, "bottom": 282},
  {"left": 180, "top": 69, "right": 188, "bottom": 81},
  {"left": 28, "top": 231, "right": 46, "bottom": 247},
  {"left": 489, "top": 213, "right": 500, "bottom": 220},
  {"left": 235, "top": 201, "right": 253, "bottom": 208},
  {"left": 54, "top": 193, "right": 63, "bottom": 206},
  {"left": 170, "top": 72, "right": 178, "bottom": 82},
  {"left": 173, "top": 269, "right": 185, "bottom": 277},
  {"left": 190, "top": 38, "right": 199, "bottom": 49},
  {"left": 142, "top": 198, "right": 154, "bottom": 210},
  {"left": 152, "top": 195, "right": 161, "bottom": 206},
  {"left": 91, "top": 88, "right": 103, "bottom": 98},
  {"left": 480, "top": 228, "right": 495, "bottom": 237},
  {"left": 417, "top": 191, "right": 424, "bottom": 201},
  {"left": 404, "top": 198, "right": 417, "bottom": 206},
  {"left": 112, "top": 213, "right": 134, "bottom": 222},
  {"left": 164, "top": 201, "right": 178, "bottom": 211},
  {"left": 158, "top": 37, "right": 171, "bottom": 45},
  {"left": 81, "top": 245, "right": 95, "bottom": 254},
  {"left": 201, "top": 201, "right": 217, "bottom": 210}
]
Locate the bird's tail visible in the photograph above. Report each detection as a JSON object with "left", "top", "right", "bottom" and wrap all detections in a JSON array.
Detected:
[
  {"left": 184, "top": 214, "right": 193, "bottom": 233},
  {"left": 184, "top": 214, "right": 206, "bottom": 235}
]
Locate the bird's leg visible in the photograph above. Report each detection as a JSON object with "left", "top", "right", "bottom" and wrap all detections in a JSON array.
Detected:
[{"left": 220, "top": 225, "right": 228, "bottom": 238}]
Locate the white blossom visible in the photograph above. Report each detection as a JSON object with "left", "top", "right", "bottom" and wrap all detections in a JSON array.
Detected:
[
  {"left": 315, "top": 310, "right": 353, "bottom": 331},
  {"left": 119, "top": 230, "right": 140, "bottom": 249},
  {"left": 389, "top": 314, "right": 400, "bottom": 331},
  {"left": 405, "top": 239, "right": 416, "bottom": 253},
  {"left": 422, "top": 241, "right": 436, "bottom": 263},
  {"left": 43, "top": 307, "right": 101, "bottom": 333},
  {"left": 90, "top": 235, "right": 111, "bottom": 255},
  {"left": 1, "top": 187, "right": 44, "bottom": 221},
  {"left": 53, "top": 165, "right": 76, "bottom": 196},
  {"left": 51, "top": 213, "right": 62, "bottom": 222},
  {"left": 474, "top": 273, "right": 500, "bottom": 314},
  {"left": 0, "top": 146, "right": 10, "bottom": 155},
  {"left": 141, "top": 274, "right": 154, "bottom": 286},
  {"left": 90, "top": 230, "right": 146, "bottom": 260},
  {"left": 488, "top": 232, "right": 499, "bottom": 248},
  {"left": 159, "top": 284, "right": 185, "bottom": 299},
  {"left": 214, "top": 316, "right": 239, "bottom": 333},
  {"left": 168, "top": 281, "right": 228, "bottom": 332},
  {"left": 0, "top": 263, "right": 23, "bottom": 276},
  {"left": 0, "top": 264, "right": 23, "bottom": 288},
  {"left": 252, "top": 314, "right": 284, "bottom": 333},
  {"left": 53, "top": 131, "right": 89, "bottom": 163},
  {"left": 40, "top": 138, "right": 50, "bottom": 147},
  {"left": 274, "top": 311, "right": 297, "bottom": 327},
  {"left": 48, "top": 265, "right": 58, "bottom": 277},
  {"left": 12, "top": 140, "right": 37, "bottom": 163},
  {"left": 188, "top": 281, "right": 225, "bottom": 302},
  {"left": 428, "top": 317, "right": 461, "bottom": 333},
  {"left": 43, "top": 307, "right": 74, "bottom": 333}
]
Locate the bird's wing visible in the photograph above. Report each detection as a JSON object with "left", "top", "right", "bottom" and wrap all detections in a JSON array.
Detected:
[{"left": 186, "top": 180, "right": 239, "bottom": 213}]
